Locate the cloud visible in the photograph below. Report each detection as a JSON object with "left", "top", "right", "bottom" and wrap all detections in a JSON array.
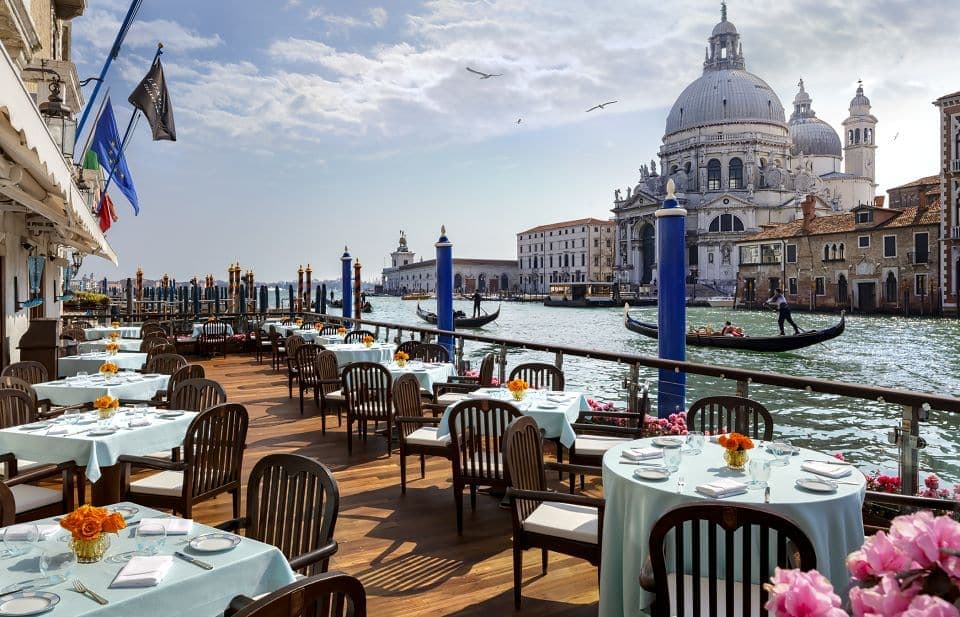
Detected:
[
  {"left": 308, "top": 6, "right": 389, "bottom": 30},
  {"left": 71, "top": 8, "right": 222, "bottom": 55}
]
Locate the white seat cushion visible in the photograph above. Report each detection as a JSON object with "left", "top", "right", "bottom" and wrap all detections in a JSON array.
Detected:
[
  {"left": 323, "top": 389, "right": 345, "bottom": 402},
  {"left": 573, "top": 434, "right": 634, "bottom": 457},
  {"left": 405, "top": 426, "right": 451, "bottom": 447},
  {"left": 436, "top": 392, "right": 467, "bottom": 405},
  {"left": 665, "top": 573, "right": 762, "bottom": 617},
  {"left": 10, "top": 484, "right": 61, "bottom": 513},
  {"left": 129, "top": 470, "right": 184, "bottom": 497},
  {"left": 522, "top": 502, "right": 598, "bottom": 544}
]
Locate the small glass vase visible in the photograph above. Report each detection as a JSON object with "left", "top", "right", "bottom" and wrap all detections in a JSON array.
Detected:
[
  {"left": 723, "top": 448, "right": 749, "bottom": 470},
  {"left": 511, "top": 389, "right": 526, "bottom": 401},
  {"left": 396, "top": 359, "right": 406, "bottom": 368},
  {"left": 97, "top": 407, "right": 116, "bottom": 421},
  {"left": 364, "top": 341, "right": 373, "bottom": 348},
  {"left": 71, "top": 534, "right": 110, "bottom": 563}
]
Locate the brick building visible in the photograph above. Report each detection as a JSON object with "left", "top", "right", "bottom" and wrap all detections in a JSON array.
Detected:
[
  {"left": 886, "top": 175, "right": 939, "bottom": 210},
  {"left": 735, "top": 195, "right": 941, "bottom": 314},
  {"left": 935, "top": 91, "right": 960, "bottom": 312}
]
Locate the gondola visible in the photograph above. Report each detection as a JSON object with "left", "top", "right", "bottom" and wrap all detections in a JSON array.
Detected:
[
  {"left": 361, "top": 301, "right": 373, "bottom": 313},
  {"left": 417, "top": 303, "right": 501, "bottom": 328},
  {"left": 623, "top": 306, "right": 845, "bottom": 353}
]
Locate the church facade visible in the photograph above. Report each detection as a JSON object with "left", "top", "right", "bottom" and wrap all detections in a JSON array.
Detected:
[{"left": 612, "top": 5, "right": 877, "bottom": 294}]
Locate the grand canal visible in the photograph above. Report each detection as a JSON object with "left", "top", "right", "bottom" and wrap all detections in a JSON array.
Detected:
[{"left": 359, "top": 296, "right": 960, "bottom": 482}]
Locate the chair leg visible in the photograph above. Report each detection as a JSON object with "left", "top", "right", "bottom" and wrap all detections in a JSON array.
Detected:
[
  {"left": 419, "top": 454, "right": 426, "bottom": 478},
  {"left": 469, "top": 484, "right": 477, "bottom": 511},
  {"left": 232, "top": 489, "right": 240, "bottom": 519},
  {"left": 288, "top": 373, "right": 294, "bottom": 398},
  {"left": 513, "top": 544, "right": 523, "bottom": 609},
  {"left": 541, "top": 548, "right": 548, "bottom": 574},
  {"left": 400, "top": 451, "right": 407, "bottom": 494},
  {"left": 455, "top": 484, "right": 464, "bottom": 535},
  {"left": 347, "top": 419, "right": 353, "bottom": 455},
  {"left": 299, "top": 387, "right": 305, "bottom": 415}
]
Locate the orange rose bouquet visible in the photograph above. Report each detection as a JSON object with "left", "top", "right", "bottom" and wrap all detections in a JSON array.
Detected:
[
  {"left": 60, "top": 505, "right": 125, "bottom": 562},
  {"left": 718, "top": 432, "right": 754, "bottom": 470},
  {"left": 337, "top": 326, "right": 347, "bottom": 336},
  {"left": 94, "top": 394, "right": 119, "bottom": 419},
  {"left": 394, "top": 351, "right": 409, "bottom": 367},
  {"left": 110, "top": 321, "right": 120, "bottom": 328},
  {"left": 362, "top": 335, "right": 374, "bottom": 347},
  {"left": 104, "top": 342, "right": 119, "bottom": 355},
  {"left": 99, "top": 361, "right": 119, "bottom": 375},
  {"left": 107, "top": 331, "right": 120, "bottom": 341},
  {"left": 507, "top": 378, "right": 528, "bottom": 401}
]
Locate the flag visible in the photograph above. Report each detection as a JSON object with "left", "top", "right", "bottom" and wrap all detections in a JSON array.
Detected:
[
  {"left": 98, "top": 193, "right": 119, "bottom": 233},
  {"left": 128, "top": 57, "right": 176, "bottom": 141},
  {"left": 89, "top": 98, "right": 140, "bottom": 214}
]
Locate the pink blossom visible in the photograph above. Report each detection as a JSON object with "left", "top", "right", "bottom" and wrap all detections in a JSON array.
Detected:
[
  {"left": 846, "top": 531, "right": 915, "bottom": 581},
  {"left": 926, "top": 474, "right": 941, "bottom": 490},
  {"left": 890, "top": 511, "right": 960, "bottom": 574},
  {"left": 834, "top": 452, "right": 845, "bottom": 461},
  {"left": 900, "top": 595, "right": 960, "bottom": 617},
  {"left": 764, "top": 568, "right": 846, "bottom": 617},
  {"left": 849, "top": 574, "right": 919, "bottom": 616}
]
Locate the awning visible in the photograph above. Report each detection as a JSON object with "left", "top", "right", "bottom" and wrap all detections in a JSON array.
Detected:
[{"left": 0, "top": 43, "right": 117, "bottom": 264}]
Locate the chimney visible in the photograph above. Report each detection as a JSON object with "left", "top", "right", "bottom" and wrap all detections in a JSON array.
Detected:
[{"left": 800, "top": 194, "right": 816, "bottom": 231}]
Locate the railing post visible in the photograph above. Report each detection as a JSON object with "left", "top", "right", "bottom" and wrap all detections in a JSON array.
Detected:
[
  {"left": 627, "top": 362, "right": 640, "bottom": 414},
  {"left": 455, "top": 337, "right": 464, "bottom": 373},
  {"left": 736, "top": 379, "right": 749, "bottom": 398},
  {"left": 555, "top": 350, "right": 563, "bottom": 370},
  {"left": 498, "top": 342, "right": 507, "bottom": 385},
  {"left": 898, "top": 404, "right": 922, "bottom": 496}
]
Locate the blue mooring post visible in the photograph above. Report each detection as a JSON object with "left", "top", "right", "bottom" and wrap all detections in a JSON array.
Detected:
[
  {"left": 341, "top": 247, "right": 353, "bottom": 326},
  {"left": 656, "top": 179, "right": 687, "bottom": 416},
  {"left": 435, "top": 226, "right": 454, "bottom": 359}
]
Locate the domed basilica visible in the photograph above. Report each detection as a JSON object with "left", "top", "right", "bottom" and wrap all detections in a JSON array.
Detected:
[{"left": 612, "top": 3, "right": 877, "bottom": 293}]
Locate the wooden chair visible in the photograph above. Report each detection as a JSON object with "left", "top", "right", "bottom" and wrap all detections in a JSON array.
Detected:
[
  {"left": 140, "top": 337, "right": 170, "bottom": 354},
  {"left": 200, "top": 320, "right": 230, "bottom": 358},
  {"left": 169, "top": 378, "right": 227, "bottom": 412},
  {"left": 144, "top": 353, "right": 187, "bottom": 376},
  {"left": 153, "top": 364, "right": 206, "bottom": 407},
  {"left": 0, "top": 481, "right": 13, "bottom": 526},
  {"left": 643, "top": 503, "right": 818, "bottom": 617},
  {"left": 218, "top": 454, "right": 339, "bottom": 576},
  {"left": 447, "top": 399, "right": 521, "bottom": 534},
  {"left": 430, "top": 352, "right": 496, "bottom": 411},
  {"left": 62, "top": 326, "right": 87, "bottom": 342},
  {"left": 410, "top": 343, "right": 449, "bottom": 363},
  {"left": 122, "top": 403, "right": 249, "bottom": 518},
  {"left": 503, "top": 416, "right": 604, "bottom": 609},
  {"left": 686, "top": 396, "right": 773, "bottom": 441},
  {"left": 319, "top": 325, "right": 340, "bottom": 336},
  {"left": 226, "top": 572, "right": 366, "bottom": 617},
  {"left": 394, "top": 374, "right": 452, "bottom": 494},
  {"left": 253, "top": 327, "right": 267, "bottom": 364},
  {"left": 285, "top": 335, "right": 306, "bottom": 398},
  {"left": 0, "top": 376, "right": 52, "bottom": 418},
  {"left": 509, "top": 362, "right": 565, "bottom": 391},
  {"left": 146, "top": 343, "right": 177, "bottom": 365},
  {"left": 316, "top": 351, "right": 344, "bottom": 435},
  {"left": 1, "top": 361, "right": 49, "bottom": 386},
  {"left": 862, "top": 491, "right": 960, "bottom": 535},
  {"left": 294, "top": 344, "right": 322, "bottom": 416},
  {"left": 141, "top": 330, "right": 168, "bottom": 342},
  {"left": 268, "top": 326, "right": 285, "bottom": 372},
  {"left": 343, "top": 329, "right": 375, "bottom": 344},
  {"left": 141, "top": 322, "right": 164, "bottom": 336},
  {"left": 340, "top": 362, "right": 393, "bottom": 456},
  {"left": 395, "top": 340, "right": 421, "bottom": 358}
]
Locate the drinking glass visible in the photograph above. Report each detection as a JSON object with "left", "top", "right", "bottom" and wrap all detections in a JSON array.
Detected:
[
  {"left": 685, "top": 431, "right": 705, "bottom": 455},
  {"left": 62, "top": 407, "right": 83, "bottom": 425},
  {"left": 38, "top": 545, "right": 76, "bottom": 583},
  {"left": 748, "top": 456, "right": 772, "bottom": 489},
  {"left": 663, "top": 447, "right": 682, "bottom": 473},
  {"left": 76, "top": 371, "right": 88, "bottom": 382},
  {"left": 2, "top": 524, "right": 39, "bottom": 557},
  {"left": 135, "top": 522, "right": 167, "bottom": 557},
  {"left": 768, "top": 441, "right": 793, "bottom": 467}
]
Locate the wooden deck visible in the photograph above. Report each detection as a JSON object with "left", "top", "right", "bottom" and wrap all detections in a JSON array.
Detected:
[{"left": 187, "top": 354, "right": 601, "bottom": 615}]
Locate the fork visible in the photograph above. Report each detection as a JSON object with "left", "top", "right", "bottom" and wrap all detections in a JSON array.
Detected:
[
  {"left": 73, "top": 579, "right": 108, "bottom": 605},
  {"left": 676, "top": 475, "right": 686, "bottom": 494}
]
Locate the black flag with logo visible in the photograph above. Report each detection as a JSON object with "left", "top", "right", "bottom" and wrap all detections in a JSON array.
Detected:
[{"left": 128, "top": 57, "right": 176, "bottom": 141}]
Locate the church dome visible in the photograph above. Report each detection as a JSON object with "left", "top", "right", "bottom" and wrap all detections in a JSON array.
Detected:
[
  {"left": 788, "top": 79, "right": 841, "bottom": 157},
  {"left": 848, "top": 81, "right": 872, "bottom": 116},
  {"left": 665, "top": 69, "right": 785, "bottom": 136},
  {"left": 712, "top": 19, "right": 738, "bottom": 36}
]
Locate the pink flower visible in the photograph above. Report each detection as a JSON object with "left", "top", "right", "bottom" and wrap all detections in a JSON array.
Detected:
[
  {"left": 765, "top": 568, "right": 846, "bottom": 617},
  {"left": 900, "top": 595, "right": 960, "bottom": 617},
  {"left": 834, "top": 452, "right": 845, "bottom": 461},
  {"left": 926, "top": 474, "right": 941, "bottom": 490},
  {"left": 889, "top": 511, "right": 960, "bottom": 574},
  {"left": 849, "top": 574, "right": 919, "bottom": 616},
  {"left": 846, "top": 531, "right": 915, "bottom": 581}
]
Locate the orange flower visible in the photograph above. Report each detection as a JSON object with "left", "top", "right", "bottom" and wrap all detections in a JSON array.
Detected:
[
  {"left": 718, "top": 432, "right": 755, "bottom": 451},
  {"left": 58, "top": 504, "right": 125, "bottom": 540},
  {"left": 507, "top": 378, "right": 528, "bottom": 393},
  {"left": 93, "top": 395, "right": 118, "bottom": 410},
  {"left": 101, "top": 512, "right": 126, "bottom": 534},
  {"left": 394, "top": 351, "right": 409, "bottom": 361},
  {"left": 99, "top": 362, "right": 118, "bottom": 374}
]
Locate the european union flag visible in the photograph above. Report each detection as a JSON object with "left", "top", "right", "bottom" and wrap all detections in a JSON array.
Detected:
[{"left": 90, "top": 98, "right": 140, "bottom": 214}]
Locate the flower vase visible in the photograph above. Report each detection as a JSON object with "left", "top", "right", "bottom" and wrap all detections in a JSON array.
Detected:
[
  {"left": 396, "top": 359, "right": 406, "bottom": 368},
  {"left": 97, "top": 408, "right": 115, "bottom": 421},
  {"left": 723, "top": 448, "right": 749, "bottom": 470},
  {"left": 511, "top": 389, "right": 526, "bottom": 401},
  {"left": 364, "top": 342, "right": 372, "bottom": 348},
  {"left": 71, "top": 534, "right": 110, "bottom": 563}
]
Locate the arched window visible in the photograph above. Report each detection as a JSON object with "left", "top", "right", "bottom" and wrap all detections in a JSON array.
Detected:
[
  {"left": 855, "top": 128, "right": 861, "bottom": 144},
  {"left": 670, "top": 165, "right": 679, "bottom": 175},
  {"left": 831, "top": 244, "right": 838, "bottom": 260},
  {"left": 839, "top": 243, "right": 845, "bottom": 260},
  {"left": 707, "top": 159, "right": 721, "bottom": 190},
  {"left": 684, "top": 161, "right": 692, "bottom": 175},
  {"left": 848, "top": 129, "right": 854, "bottom": 144},
  {"left": 823, "top": 245, "right": 830, "bottom": 261},
  {"left": 728, "top": 157, "right": 743, "bottom": 189},
  {"left": 863, "top": 129, "right": 870, "bottom": 144},
  {"left": 708, "top": 214, "right": 746, "bottom": 233},
  {"left": 885, "top": 272, "right": 898, "bottom": 303}
]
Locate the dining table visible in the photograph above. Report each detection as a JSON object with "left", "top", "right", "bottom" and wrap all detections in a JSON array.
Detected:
[
  {"left": 83, "top": 326, "right": 142, "bottom": 340},
  {"left": 0, "top": 406, "right": 195, "bottom": 504},
  {"left": 58, "top": 353, "right": 148, "bottom": 378},
  {"left": 324, "top": 342, "right": 396, "bottom": 366},
  {"left": 598, "top": 438, "right": 866, "bottom": 617},
  {"left": 78, "top": 340, "right": 142, "bottom": 354},
  {"left": 385, "top": 361, "right": 456, "bottom": 391},
  {"left": 32, "top": 373, "right": 169, "bottom": 407},
  {"left": 0, "top": 503, "right": 297, "bottom": 616},
  {"left": 190, "top": 323, "right": 234, "bottom": 338}
]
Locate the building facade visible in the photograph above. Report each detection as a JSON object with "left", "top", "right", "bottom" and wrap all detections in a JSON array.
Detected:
[
  {"left": 935, "top": 91, "right": 960, "bottom": 312},
  {"left": 612, "top": 6, "right": 876, "bottom": 295},
  {"left": 381, "top": 233, "right": 517, "bottom": 294},
  {"left": 735, "top": 196, "right": 940, "bottom": 314},
  {"left": 887, "top": 175, "right": 939, "bottom": 210},
  {"left": 516, "top": 217, "right": 615, "bottom": 293},
  {"left": 1, "top": 0, "right": 115, "bottom": 365}
]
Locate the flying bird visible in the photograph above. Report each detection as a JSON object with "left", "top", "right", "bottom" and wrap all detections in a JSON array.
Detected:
[
  {"left": 892, "top": 132, "right": 900, "bottom": 142},
  {"left": 516, "top": 118, "right": 522, "bottom": 124},
  {"left": 466, "top": 67, "right": 502, "bottom": 79},
  {"left": 586, "top": 101, "right": 618, "bottom": 112}
]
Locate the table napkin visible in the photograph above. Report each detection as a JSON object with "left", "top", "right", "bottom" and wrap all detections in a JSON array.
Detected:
[
  {"left": 110, "top": 555, "right": 174, "bottom": 588},
  {"left": 622, "top": 447, "right": 662, "bottom": 461},
  {"left": 695, "top": 478, "right": 748, "bottom": 498},
  {"left": 138, "top": 518, "right": 193, "bottom": 535},
  {"left": 2, "top": 524, "right": 60, "bottom": 540},
  {"left": 46, "top": 425, "right": 87, "bottom": 436},
  {"left": 800, "top": 461, "right": 852, "bottom": 479}
]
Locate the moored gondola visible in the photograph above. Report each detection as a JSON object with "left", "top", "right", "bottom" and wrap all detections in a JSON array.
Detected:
[{"left": 417, "top": 303, "right": 501, "bottom": 328}]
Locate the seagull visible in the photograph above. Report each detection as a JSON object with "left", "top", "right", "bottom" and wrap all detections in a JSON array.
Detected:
[
  {"left": 466, "top": 67, "right": 502, "bottom": 79},
  {"left": 892, "top": 132, "right": 900, "bottom": 142},
  {"left": 516, "top": 118, "right": 522, "bottom": 124},
  {"left": 586, "top": 100, "right": 618, "bottom": 112}
]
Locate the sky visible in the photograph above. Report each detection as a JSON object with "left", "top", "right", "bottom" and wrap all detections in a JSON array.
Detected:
[{"left": 71, "top": 0, "right": 958, "bottom": 283}]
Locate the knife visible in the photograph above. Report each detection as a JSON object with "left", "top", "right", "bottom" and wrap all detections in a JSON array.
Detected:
[
  {"left": 0, "top": 583, "right": 37, "bottom": 597},
  {"left": 174, "top": 551, "right": 212, "bottom": 570}
]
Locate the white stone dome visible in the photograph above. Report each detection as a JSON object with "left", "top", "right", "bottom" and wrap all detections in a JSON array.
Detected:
[{"left": 664, "top": 69, "right": 786, "bottom": 136}]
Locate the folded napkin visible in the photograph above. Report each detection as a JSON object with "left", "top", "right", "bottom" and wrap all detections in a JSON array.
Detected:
[
  {"left": 128, "top": 417, "right": 152, "bottom": 427},
  {"left": 801, "top": 461, "right": 852, "bottom": 479},
  {"left": 110, "top": 555, "right": 174, "bottom": 588},
  {"left": 695, "top": 478, "right": 748, "bottom": 498},
  {"left": 46, "top": 425, "right": 88, "bottom": 436},
  {"left": 3, "top": 524, "right": 60, "bottom": 540},
  {"left": 138, "top": 518, "right": 193, "bottom": 535},
  {"left": 622, "top": 447, "right": 662, "bottom": 461}
]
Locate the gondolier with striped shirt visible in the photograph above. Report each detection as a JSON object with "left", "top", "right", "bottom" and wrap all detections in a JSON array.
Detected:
[{"left": 766, "top": 288, "right": 800, "bottom": 336}]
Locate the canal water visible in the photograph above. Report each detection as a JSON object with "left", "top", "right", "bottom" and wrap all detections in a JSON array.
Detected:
[{"left": 363, "top": 296, "right": 960, "bottom": 482}]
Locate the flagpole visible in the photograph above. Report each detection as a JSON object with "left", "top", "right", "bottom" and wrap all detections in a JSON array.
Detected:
[
  {"left": 75, "top": 0, "right": 144, "bottom": 141},
  {"left": 78, "top": 86, "right": 110, "bottom": 162}
]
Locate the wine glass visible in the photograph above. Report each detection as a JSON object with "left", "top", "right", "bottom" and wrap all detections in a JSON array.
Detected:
[
  {"left": 62, "top": 407, "right": 83, "bottom": 425},
  {"left": 663, "top": 447, "right": 683, "bottom": 473},
  {"left": 2, "top": 524, "right": 39, "bottom": 557},
  {"left": 748, "top": 456, "right": 772, "bottom": 489},
  {"left": 135, "top": 522, "right": 167, "bottom": 557},
  {"left": 38, "top": 544, "right": 76, "bottom": 584},
  {"left": 768, "top": 441, "right": 793, "bottom": 467},
  {"left": 685, "top": 431, "right": 705, "bottom": 455}
]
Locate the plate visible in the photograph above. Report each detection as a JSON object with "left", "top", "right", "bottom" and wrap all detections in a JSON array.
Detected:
[
  {"left": 633, "top": 468, "right": 671, "bottom": 481},
  {"left": 796, "top": 478, "right": 838, "bottom": 493},
  {"left": 108, "top": 505, "right": 139, "bottom": 520},
  {"left": 189, "top": 533, "right": 241, "bottom": 553},
  {"left": 535, "top": 403, "right": 559, "bottom": 410},
  {"left": 652, "top": 437, "right": 684, "bottom": 448},
  {"left": 86, "top": 430, "right": 116, "bottom": 437},
  {"left": 0, "top": 592, "right": 60, "bottom": 616},
  {"left": 158, "top": 412, "right": 184, "bottom": 419},
  {"left": 18, "top": 423, "right": 50, "bottom": 431}
]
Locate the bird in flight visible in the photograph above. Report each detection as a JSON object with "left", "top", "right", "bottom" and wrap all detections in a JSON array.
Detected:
[
  {"left": 466, "top": 67, "right": 502, "bottom": 79},
  {"left": 516, "top": 118, "right": 522, "bottom": 124},
  {"left": 892, "top": 132, "right": 900, "bottom": 142},
  {"left": 586, "top": 101, "right": 618, "bottom": 112}
]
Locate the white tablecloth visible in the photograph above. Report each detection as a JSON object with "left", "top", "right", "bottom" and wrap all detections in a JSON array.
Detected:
[
  {"left": 32, "top": 373, "right": 169, "bottom": 407},
  {"left": 0, "top": 407, "right": 194, "bottom": 482},
  {"left": 0, "top": 503, "right": 296, "bottom": 616},
  {"left": 78, "top": 339, "right": 142, "bottom": 353},
  {"left": 599, "top": 439, "right": 866, "bottom": 616},
  {"left": 58, "top": 353, "right": 147, "bottom": 377},
  {"left": 386, "top": 361, "right": 456, "bottom": 391},
  {"left": 436, "top": 388, "right": 586, "bottom": 447},
  {"left": 83, "top": 326, "right": 142, "bottom": 340},
  {"left": 326, "top": 342, "right": 395, "bottom": 366},
  {"left": 191, "top": 322, "right": 235, "bottom": 338}
]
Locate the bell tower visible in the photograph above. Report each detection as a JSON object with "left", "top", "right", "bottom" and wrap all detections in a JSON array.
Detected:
[{"left": 842, "top": 80, "right": 878, "bottom": 182}]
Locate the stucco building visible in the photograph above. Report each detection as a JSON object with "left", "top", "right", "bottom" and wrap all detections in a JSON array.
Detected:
[
  {"left": 935, "top": 91, "right": 960, "bottom": 312},
  {"left": 381, "top": 232, "right": 517, "bottom": 294},
  {"left": 516, "top": 217, "right": 615, "bottom": 293}
]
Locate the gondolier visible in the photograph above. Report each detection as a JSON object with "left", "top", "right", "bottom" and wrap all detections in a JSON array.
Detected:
[
  {"left": 765, "top": 288, "right": 800, "bottom": 336},
  {"left": 472, "top": 291, "right": 482, "bottom": 318}
]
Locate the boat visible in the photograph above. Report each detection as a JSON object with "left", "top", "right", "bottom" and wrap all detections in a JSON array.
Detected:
[
  {"left": 623, "top": 306, "right": 845, "bottom": 353},
  {"left": 361, "top": 301, "right": 373, "bottom": 313},
  {"left": 417, "top": 303, "right": 501, "bottom": 328},
  {"left": 402, "top": 292, "right": 432, "bottom": 301},
  {"left": 544, "top": 282, "right": 656, "bottom": 308},
  {"left": 329, "top": 299, "right": 342, "bottom": 308}
]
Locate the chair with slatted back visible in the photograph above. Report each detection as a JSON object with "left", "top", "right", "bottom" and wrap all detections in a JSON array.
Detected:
[
  {"left": 503, "top": 416, "right": 604, "bottom": 608},
  {"left": 410, "top": 343, "right": 449, "bottom": 363},
  {"left": 395, "top": 340, "right": 421, "bottom": 358},
  {"left": 140, "top": 337, "right": 169, "bottom": 354},
  {"left": 447, "top": 399, "right": 522, "bottom": 534},
  {"left": 340, "top": 362, "right": 393, "bottom": 456},
  {"left": 62, "top": 326, "right": 87, "bottom": 343},
  {"left": 149, "top": 364, "right": 206, "bottom": 408},
  {"left": 294, "top": 344, "right": 322, "bottom": 416},
  {"left": 144, "top": 353, "right": 187, "bottom": 376},
  {"left": 142, "top": 329, "right": 168, "bottom": 342},
  {"left": 253, "top": 327, "right": 267, "bottom": 364},
  {"left": 218, "top": 454, "right": 339, "bottom": 576},
  {"left": 686, "top": 396, "right": 774, "bottom": 441},
  {"left": 285, "top": 335, "right": 306, "bottom": 399},
  {"left": 122, "top": 403, "right": 249, "bottom": 518},
  {"left": 0, "top": 375, "right": 53, "bottom": 419},
  {"left": 146, "top": 343, "right": 177, "bottom": 366},
  {"left": 343, "top": 329, "right": 375, "bottom": 344},
  {"left": 395, "top": 374, "right": 452, "bottom": 494},
  {"left": 319, "top": 325, "right": 339, "bottom": 336},
  {"left": 509, "top": 362, "right": 565, "bottom": 391},
  {"left": 226, "top": 572, "right": 367, "bottom": 617},
  {"left": 268, "top": 326, "right": 285, "bottom": 372},
  {"left": 430, "top": 352, "right": 496, "bottom": 412},
  {"left": 169, "top": 378, "right": 227, "bottom": 412},
  {"left": 643, "top": 503, "right": 818, "bottom": 617},
  {"left": 1, "top": 361, "right": 49, "bottom": 386},
  {"left": 200, "top": 320, "right": 230, "bottom": 358},
  {"left": 316, "top": 351, "right": 344, "bottom": 435}
]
